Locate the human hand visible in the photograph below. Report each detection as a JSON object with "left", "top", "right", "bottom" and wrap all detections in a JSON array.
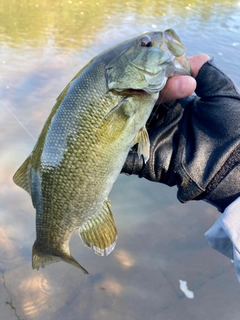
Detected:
[
  {"left": 158, "top": 54, "right": 210, "bottom": 103},
  {"left": 122, "top": 55, "right": 240, "bottom": 213},
  {"left": 122, "top": 53, "right": 240, "bottom": 283}
]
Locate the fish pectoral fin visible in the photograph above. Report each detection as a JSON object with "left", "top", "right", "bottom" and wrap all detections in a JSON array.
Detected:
[
  {"left": 131, "top": 126, "right": 150, "bottom": 163},
  {"left": 99, "top": 98, "right": 134, "bottom": 139},
  {"left": 79, "top": 199, "right": 118, "bottom": 257},
  {"left": 106, "top": 97, "right": 136, "bottom": 119},
  {"left": 32, "top": 241, "right": 88, "bottom": 274},
  {"left": 13, "top": 154, "right": 32, "bottom": 194}
]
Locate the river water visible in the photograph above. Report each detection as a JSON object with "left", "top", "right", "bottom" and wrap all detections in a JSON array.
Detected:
[{"left": 0, "top": 0, "right": 240, "bottom": 319}]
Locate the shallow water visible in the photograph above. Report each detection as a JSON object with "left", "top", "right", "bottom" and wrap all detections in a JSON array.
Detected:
[{"left": 1, "top": 0, "right": 240, "bottom": 319}]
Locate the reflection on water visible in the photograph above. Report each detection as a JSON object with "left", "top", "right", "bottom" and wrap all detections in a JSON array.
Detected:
[
  {"left": 1, "top": 0, "right": 240, "bottom": 319},
  {"left": 0, "top": 227, "right": 24, "bottom": 271},
  {"left": 99, "top": 277, "right": 123, "bottom": 295},
  {"left": 20, "top": 275, "right": 54, "bottom": 318},
  {"left": 114, "top": 250, "right": 135, "bottom": 269},
  {"left": 0, "top": 0, "right": 239, "bottom": 49}
]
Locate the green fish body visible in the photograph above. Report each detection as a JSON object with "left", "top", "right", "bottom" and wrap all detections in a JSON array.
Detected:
[{"left": 13, "top": 29, "right": 191, "bottom": 273}]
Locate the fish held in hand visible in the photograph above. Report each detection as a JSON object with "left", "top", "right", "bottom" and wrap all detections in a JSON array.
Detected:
[{"left": 13, "top": 29, "right": 190, "bottom": 273}]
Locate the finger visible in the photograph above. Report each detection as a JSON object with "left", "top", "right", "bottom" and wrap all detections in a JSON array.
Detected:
[
  {"left": 158, "top": 75, "right": 196, "bottom": 104},
  {"left": 188, "top": 54, "right": 211, "bottom": 78}
]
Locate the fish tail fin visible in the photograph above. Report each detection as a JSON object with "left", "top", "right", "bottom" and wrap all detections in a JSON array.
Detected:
[
  {"left": 79, "top": 199, "right": 118, "bottom": 256},
  {"left": 32, "top": 241, "right": 89, "bottom": 274},
  {"left": 61, "top": 254, "right": 89, "bottom": 274},
  {"left": 32, "top": 242, "right": 60, "bottom": 269}
]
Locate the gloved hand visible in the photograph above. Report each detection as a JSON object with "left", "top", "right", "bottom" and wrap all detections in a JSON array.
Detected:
[{"left": 122, "top": 54, "right": 240, "bottom": 213}]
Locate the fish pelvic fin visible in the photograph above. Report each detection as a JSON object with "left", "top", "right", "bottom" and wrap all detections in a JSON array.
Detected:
[
  {"left": 79, "top": 199, "right": 118, "bottom": 257},
  {"left": 32, "top": 241, "right": 89, "bottom": 274},
  {"left": 131, "top": 126, "right": 150, "bottom": 163},
  {"left": 13, "top": 154, "right": 32, "bottom": 194}
]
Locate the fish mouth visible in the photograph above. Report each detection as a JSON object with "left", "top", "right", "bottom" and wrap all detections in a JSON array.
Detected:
[
  {"left": 143, "top": 77, "right": 168, "bottom": 94},
  {"left": 129, "top": 60, "right": 189, "bottom": 94},
  {"left": 129, "top": 54, "right": 190, "bottom": 78}
]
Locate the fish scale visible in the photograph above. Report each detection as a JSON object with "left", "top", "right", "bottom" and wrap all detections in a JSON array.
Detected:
[{"left": 13, "top": 29, "right": 191, "bottom": 273}]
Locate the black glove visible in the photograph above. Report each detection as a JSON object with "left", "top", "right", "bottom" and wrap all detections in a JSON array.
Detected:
[{"left": 122, "top": 59, "right": 240, "bottom": 212}]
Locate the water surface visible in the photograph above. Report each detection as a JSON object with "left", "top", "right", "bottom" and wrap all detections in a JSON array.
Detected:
[{"left": 1, "top": 1, "right": 240, "bottom": 319}]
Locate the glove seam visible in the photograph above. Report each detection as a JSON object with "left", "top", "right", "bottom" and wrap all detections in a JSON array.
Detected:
[
  {"left": 205, "top": 146, "right": 240, "bottom": 195},
  {"left": 177, "top": 162, "right": 205, "bottom": 203}
]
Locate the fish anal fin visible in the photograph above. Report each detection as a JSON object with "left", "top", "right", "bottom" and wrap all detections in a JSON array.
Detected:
[
  {"left": 79, "top": 199, "right": 118, "bottom": 257},
  {"left": 32, "top": 241, "right": 88, "bottom": 274},
  {"left": 131, "top": 126, "right": 150, "bottom": 163},
  {"left": 13, "top": 155, "right": 32, "bottom": 194}
]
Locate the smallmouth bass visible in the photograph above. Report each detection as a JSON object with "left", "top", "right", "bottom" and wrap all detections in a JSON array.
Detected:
[{"left": 13, "top": 29, "right": 191, "bottom": 273}]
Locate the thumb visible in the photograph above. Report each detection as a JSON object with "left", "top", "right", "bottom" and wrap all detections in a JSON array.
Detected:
[
  {"left": 188, "top": 54, "right": 211, "bottom": 78},
  {"left": 158, "top": 76, "right": 196, "bottom": 104}
]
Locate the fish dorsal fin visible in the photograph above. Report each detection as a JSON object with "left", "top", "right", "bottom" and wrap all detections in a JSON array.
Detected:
[
  {"left": 131, "top": 126, "right": 150, "bottom": 163},
  {"left": 79, "top": 200, "right": 118, "bottom": 256},
  {"left": 13, "top": 155, "right": 32, "bottom": 194}
]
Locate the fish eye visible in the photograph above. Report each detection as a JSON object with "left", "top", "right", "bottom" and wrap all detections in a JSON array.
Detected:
[{"left": 140, "top": 36, "right": 152, "bottom": 47}]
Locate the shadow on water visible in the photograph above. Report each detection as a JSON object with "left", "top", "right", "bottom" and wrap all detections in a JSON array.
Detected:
[{"left": 0, "top": 0, "right": 240, "bottom": 319}]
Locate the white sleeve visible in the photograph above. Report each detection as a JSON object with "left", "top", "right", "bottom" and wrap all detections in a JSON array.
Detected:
[{"left": 205, "top": 196, "right": 240, "bottom": 282}]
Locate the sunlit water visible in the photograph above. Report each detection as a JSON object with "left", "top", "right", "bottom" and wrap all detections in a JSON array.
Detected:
[{"left": 0, "top": 1, "right": 240, "bottom": 319}]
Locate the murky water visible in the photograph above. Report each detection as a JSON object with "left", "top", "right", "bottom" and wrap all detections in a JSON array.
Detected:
[{"left": 1, "top": 0, "right": 240, "bottom": 319}]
